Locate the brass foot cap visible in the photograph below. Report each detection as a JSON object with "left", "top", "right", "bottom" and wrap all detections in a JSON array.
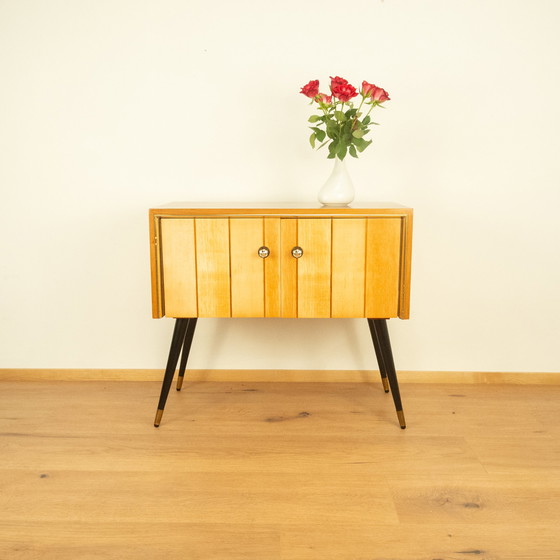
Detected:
[
  {"left": 397, "top": 410, "right": 406, "bottom": 429},
  {"left": 154, "top": 409, "right": 164, "bottom": 427},
  {"left": 381, "top": 377, "right": 390, "bottom": 393}
]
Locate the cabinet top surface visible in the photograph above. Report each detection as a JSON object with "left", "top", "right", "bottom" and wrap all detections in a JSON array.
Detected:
[{"left": 150, "top": 202, "right": 412, "bottom": 216}]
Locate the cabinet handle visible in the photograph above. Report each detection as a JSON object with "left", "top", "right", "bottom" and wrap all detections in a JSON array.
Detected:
[
  {"left": 291, "top": 246, "right": 303, "bottom": 259},
  {"left": 258, "top": 246, "right": 270, "bottom": 259}
]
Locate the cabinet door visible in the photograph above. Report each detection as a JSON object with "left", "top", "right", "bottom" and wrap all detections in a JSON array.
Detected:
[
  {"left": 289, "top": 217, "right": 402, "bottom": 319},
  {"left": 161, "top": 217, "right": 279, "bottom": 318}
]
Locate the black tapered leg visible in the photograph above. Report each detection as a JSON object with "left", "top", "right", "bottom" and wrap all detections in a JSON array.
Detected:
[
  {"left": 371, "top": 319, "right": 406, "bottom": 429},
  {"left": 154, "top": 318, "right": 189, "bottom": 427},
  {"left": 176, "top": 318, "right": 197, "bottom": 391},
  {"left": 367, "top": 319, "right": 390, "bottom": 393}
]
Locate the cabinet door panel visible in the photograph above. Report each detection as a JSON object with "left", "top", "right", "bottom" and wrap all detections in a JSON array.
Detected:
[
  {"left": 230, "top": 218, "right": 265, "bottom": 317},
  {"left": 195, "top": 218, "right": 231, "bottom": 317},
  {"left": 280, "top": 219, "right": 298, "bottom": 318},
  {"left": 331, "top": 219, "right": 367, "bottom": 318},
  {"left": 297, "top": 218, "right": 331, "bottom": 318},
  {"left": 161, "top": 218, "right": 198, "bottom": 318},
  {"left": 365, "top": 218, "right": 402, "bottom": 318},
  {"left": 264, "top": 218, "right": 281, "bottom": 317}
]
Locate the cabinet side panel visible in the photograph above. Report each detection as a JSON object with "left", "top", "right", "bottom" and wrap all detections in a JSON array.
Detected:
[
  {"left": 297, "top": 218, "right": 332, "bottom": 319},
  {"left": 331, "top": 219, "right": 367, "bottom": 318},
  {"left": 195, "top": 218, "right": 231, "bottom": 317},
  {"left": 230, "top": 218, "right": 265, "bottom": 317},
  {"left": 365, "top": 218, "right": 401, "bottom": 318},
  {"left": 399, "top": 212, "right": 413, "bottom": 319},
  {"left": 161, "top": 219, "right": 198, "bottom": 318},
  {"left": 150, "top": 213, "right": 163, "bottom": 318},
  {"left": 264, "top": 218, "right": 281, "bottom": 317},
  {"left": 280, "top": 219, "right": 298, "bottom": 318}
]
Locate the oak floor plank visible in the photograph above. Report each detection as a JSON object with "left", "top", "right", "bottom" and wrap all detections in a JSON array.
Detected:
[
  {"left": 388, "top": 474, "right": 560, "bottom": 525},
  {"left": 2, "top": 379, "right": 560, "bottom": 559}
]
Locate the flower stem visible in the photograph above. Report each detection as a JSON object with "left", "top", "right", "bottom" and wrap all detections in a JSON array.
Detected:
[{"left": 352, "top": 96, "right": 366, "bottom": 130}]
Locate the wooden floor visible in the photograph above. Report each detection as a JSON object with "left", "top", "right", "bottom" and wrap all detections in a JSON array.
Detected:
[{"left": 1, "top": 377, "right": 560, "bottom": 559}]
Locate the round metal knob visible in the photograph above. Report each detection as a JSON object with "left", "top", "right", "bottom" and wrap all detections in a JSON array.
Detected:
[
  {"left": 258, "top": 246, "right": 270, "bottom": 259},
  {"left": 291, "top": 246, "right": 303, "bottom": 259}
]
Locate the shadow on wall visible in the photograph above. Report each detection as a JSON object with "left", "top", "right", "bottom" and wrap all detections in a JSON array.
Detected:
[{"left": 187, "top": 318, "right": 375, "bottom": 370}]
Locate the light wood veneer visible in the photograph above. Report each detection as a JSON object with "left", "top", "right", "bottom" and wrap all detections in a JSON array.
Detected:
[{"left": 149, "top": 203, "right": 413, "bottom": 320}]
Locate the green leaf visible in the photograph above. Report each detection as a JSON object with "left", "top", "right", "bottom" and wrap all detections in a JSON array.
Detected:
[
  {"left": 362, "top": 116, "right": 371, "bottom": 125},
  {"left": 352, "top": 137, "right": 372, "bottom": 152},
  {"left": 337, "top": 143, "right": 347, "bottom": 160},
  {"left": 352, "top": 129, "right": 366, "bottom": 138},
  {"left": 309, "top": 132, "right": 316, "bottom": 148},
  {"left": 349, "top": 145, "right": 358, "bottom": 158},
  {"left": 345, "top": 108, "right": 358, "bottom": 118},
  {"left": 326, "top": 120, "right": 338, "bottom": 139},
  {"left": 310, "top": 127, "right": 327, "bottom": 143},
  {"left": 334, "top": 110, "right": 346, "bottom": 122},
  {"left": 328, "top": 140, "right": 339, "bottom": 157},
  {"left": 308, "top": 115, "right": 321, "bottom": 123}
]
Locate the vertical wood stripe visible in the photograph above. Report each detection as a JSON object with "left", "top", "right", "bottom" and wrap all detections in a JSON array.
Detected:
[
  {"left": 195, "top": 218, "right": 231, "bottom": 317},
  {"left": 160, "top": 218, "right": 198, "bottom": 318},
  {"left": 297, "top": 219, "right": 331, "bottom": 318},
  {"left": 331, "top": 219, "right": 367, "bottom": 318},
  {"left": 149, "top": 214, "right": 164, "bottom": 318},
  {"left": 399, "top": 213, "right": 413, "bottom": 319},
  {"left": 365, "top": 218, "right": 402, "bottom": 318},
  {"left": 280, "top": 219, "right": 298, "bottom": 318},
  {"left": 264, "top": 218, "right": 281, "bottom": 317},
  {"left": 230, "top": 218, "right": 265, "bottom": 317}
]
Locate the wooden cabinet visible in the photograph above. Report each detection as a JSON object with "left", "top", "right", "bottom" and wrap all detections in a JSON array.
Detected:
[
  {"left": 149, "top": 203, "right": 413, "bottom": 429},
  {"left": 150, "top": 204, "right": 412, "bottom": 320}
]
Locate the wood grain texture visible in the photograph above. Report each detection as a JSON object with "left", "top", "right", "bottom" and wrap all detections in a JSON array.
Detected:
[
  {"left": 229, "top": 218, "right": 264, "bottom": 317},
  {"left": 194, "top": 218, "right": 231, "bottom": 317},
  {"left": 264, "top": 218, "right": 281, "bottom": 317},
  {"left": 149, "top": 212, "right": 163, "bottom": 318},
  {"left": 280, "top": 219, "right": 297, "bottom": 318},
  {"left": 150, "top": 206, "right": 413, "bottom": 320},
  {"left": 365, "top": 217, "right": 402, "bottom": 318},
  {"left": 297, "top": 218, "right": 331, "bottom": 318},
  {"left": 1, "top": 380, "right": 559, "bottom": 559},
  {"left": 399, "top": 210, "right": 413, "bottom": 319},
  {"left": 150, "top": 202, "right": 412, "bottom": 216},
  {"left": 160, "top": 218, "right": 198, "bottom": 318},
  {"left": 331, "top": 218, "right": 367, "bottom": 318}
]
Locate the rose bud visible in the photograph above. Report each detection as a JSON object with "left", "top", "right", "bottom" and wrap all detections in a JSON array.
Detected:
[{"left": 300, "top": 80, "right": 320, "bottom": 98}]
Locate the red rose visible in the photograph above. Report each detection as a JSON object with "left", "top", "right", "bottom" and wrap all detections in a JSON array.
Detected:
[
  {"left": 330, "top": 76, "right": 348, "bottom": 90},
  {"left": 316, "top": 92, "right": 333, "bottom": 104},
  {"left": 332, "top": 83, "right": 358, "bottom": 102},
  {"left": 362, "top": 81, "right": 390, "bottom": 103},
  {"left": 330, "top": 76, "right": 358, "bottom": 102},
  {"left": 300, "top": 79, "right": 320, "bottom": 98}
]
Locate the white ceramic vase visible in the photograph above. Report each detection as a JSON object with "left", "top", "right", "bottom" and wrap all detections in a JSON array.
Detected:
[{"left": 318, "top": 157, "right": 355, "bottom": 206}]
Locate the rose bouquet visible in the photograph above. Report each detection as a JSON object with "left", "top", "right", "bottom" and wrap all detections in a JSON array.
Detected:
[{"left": 300, "top": 76, "right": 390, "bottom": 161}]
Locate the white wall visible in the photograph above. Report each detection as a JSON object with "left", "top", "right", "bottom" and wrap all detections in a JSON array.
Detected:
[{"left": 1, "top": 0, "right": 559, "bottom": 372}]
